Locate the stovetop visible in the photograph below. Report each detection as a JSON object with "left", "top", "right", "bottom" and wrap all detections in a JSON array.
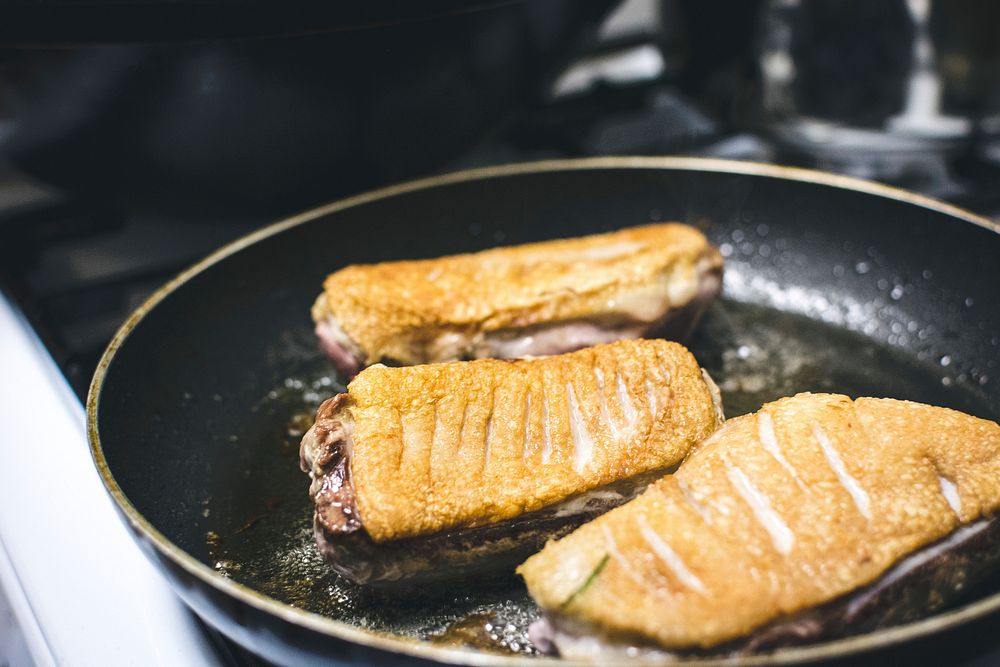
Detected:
[{"left": 2, "top": 3, "right": 1000, "bottom": 664}]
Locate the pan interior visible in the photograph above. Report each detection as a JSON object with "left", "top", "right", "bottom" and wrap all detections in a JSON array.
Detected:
[
  {"left": 204, "top": 299, "right": 993, "bottom": 656},
  {"left": 95, "top": 165, "right": 1000, "bottom": 660}
]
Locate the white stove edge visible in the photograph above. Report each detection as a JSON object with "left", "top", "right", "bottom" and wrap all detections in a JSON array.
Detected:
[{"left": 0, "top": 293, "right": 219, "bottom": 666}]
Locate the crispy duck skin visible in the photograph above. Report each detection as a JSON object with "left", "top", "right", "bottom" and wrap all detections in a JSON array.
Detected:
[
  {"left": 519, "top": 393, "right": 1000, "bottom": 657},
  {"left": 299, "top": 339, "right": 724, "bottom": 583},
  {"left": 312, "top": 223, "right": 723, "bottom": 376}
]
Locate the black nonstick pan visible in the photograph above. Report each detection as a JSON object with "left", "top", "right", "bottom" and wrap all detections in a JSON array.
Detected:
[{"left": 88, "top": 158, "right": 1000, "bottom": 665}]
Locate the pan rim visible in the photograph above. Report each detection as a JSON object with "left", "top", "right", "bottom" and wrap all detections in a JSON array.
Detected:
[{"left": 87, "top": 156, "right": 1000, "bottom": 665}]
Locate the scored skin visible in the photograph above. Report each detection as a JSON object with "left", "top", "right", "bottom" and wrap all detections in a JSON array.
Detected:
[
  {"left": 518, "top": 393, "right": 1000, "bottom": 650},
  {"left": 313, "top": 223, "right": 722, "bottom": 367},
  {"left": 338, "top": 339, "right": 721, "bottom": 543}
]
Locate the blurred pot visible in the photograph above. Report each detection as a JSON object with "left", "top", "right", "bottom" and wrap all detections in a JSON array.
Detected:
[{"left": 0, "top": 1, "right": 614, "bottom": 217}]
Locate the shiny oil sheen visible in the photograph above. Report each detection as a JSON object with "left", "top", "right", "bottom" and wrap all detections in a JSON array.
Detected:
[{"left": 198, "top": 299, "right": 993, "bottom": 658}]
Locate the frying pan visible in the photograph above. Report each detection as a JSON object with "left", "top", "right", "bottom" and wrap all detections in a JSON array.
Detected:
[{"left": 88, "top": 157, "right": 1000, "bottom": 665}]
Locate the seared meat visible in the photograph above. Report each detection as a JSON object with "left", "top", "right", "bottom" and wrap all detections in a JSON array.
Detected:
[
  {"left": 310, "top": 473, "right": 664, "bottom": 585},
  {"left": 312, "top": 223, "right": 723, "bottom": 376},
  {"left": 519, "top": 393, "right": 1000, "bottom": 657},
  {"left": 300, "top": 339, "right": 724, "bottom": 584}
]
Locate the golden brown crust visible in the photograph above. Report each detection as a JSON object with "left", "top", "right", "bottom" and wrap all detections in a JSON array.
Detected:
[
  {"left": 314, "top": 223, "right": 722, "bottom": 365},
  {"left": 518, "top": 393, "right": 1000, "bottom": 649},
  {"left": 333, "top": 339, "right": 722, "bottom": 543}
]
